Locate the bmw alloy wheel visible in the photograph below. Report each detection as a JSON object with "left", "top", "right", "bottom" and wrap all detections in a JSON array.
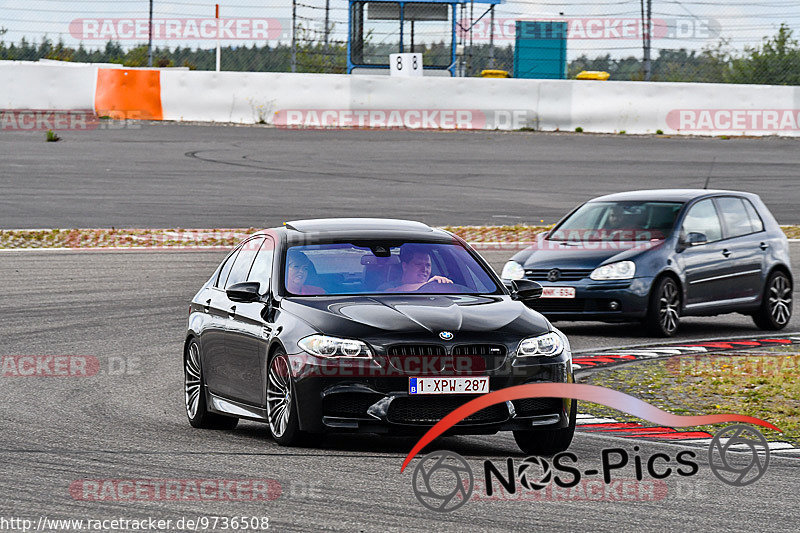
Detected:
[
  {"left": 184, "top": 342, "right": 202, "bottom": 419},
  {"left": 267, "top": 354, "right": 293, "bottom": 438}
]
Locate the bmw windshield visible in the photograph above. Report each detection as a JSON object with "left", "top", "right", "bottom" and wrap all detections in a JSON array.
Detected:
[
  {"left": 283, "top": 241, "right": 501, "bottom": 296},
  {"left": 548, "top": 201, "right": 684, "bottom": 242}
]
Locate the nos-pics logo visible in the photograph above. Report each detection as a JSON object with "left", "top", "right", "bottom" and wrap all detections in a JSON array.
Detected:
[{"left": 411, "top": 424, "right": 770, "bottom": 512}]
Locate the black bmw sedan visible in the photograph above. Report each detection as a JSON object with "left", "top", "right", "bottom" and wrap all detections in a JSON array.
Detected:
[
  {"left": 502, "top": 189, "right": 792, "bottom": 336},
  {"left": 184, "top": 218, "right": 576, "bottom": 455}
]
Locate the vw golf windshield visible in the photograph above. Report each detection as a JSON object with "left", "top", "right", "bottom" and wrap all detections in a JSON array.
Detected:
[{"left": 548, "top": 201, "right": 684, "bottom": 242}]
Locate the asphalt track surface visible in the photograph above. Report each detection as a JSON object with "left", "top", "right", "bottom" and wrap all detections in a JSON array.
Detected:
[
  {"left": 1, "top": 124, "right": 800, "bottom": 229},
  {"left": 1, "top": 249, "right": 799, "bottom": 531},
  {"left": 2, "top": 125, "right": 800, "bottom": 531}
]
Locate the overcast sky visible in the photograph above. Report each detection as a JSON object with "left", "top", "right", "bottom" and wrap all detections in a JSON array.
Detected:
[{"left": 2, "top": 0, "right": 797, "bottom": 59}]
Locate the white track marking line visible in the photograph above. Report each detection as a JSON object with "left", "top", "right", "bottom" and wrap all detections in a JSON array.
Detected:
[
  {"left": 675, "top": 438, "right": 714, "bottom": 445},
  {"left": 576, "top": 418, "right": 620, "bottom": 425},
  {"left": 725, "top": 442, "right": 794, "bottom": 451},
  {"left": 600, "top": 351, "right": 664, "bottom": 358}
]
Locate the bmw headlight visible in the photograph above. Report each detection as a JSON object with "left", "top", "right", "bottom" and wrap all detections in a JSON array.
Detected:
[
  {"left": 590, "top": 260, "right": 636, "bottom": 280},
  {"left": 501, "top": 260, "right": 525, "bottom": 280},
  {"left": 517, "top": 332, "right": 564, "bottom": 357},
  {"left": 298, "top": 335, "right": 372, "bottom": 358}
]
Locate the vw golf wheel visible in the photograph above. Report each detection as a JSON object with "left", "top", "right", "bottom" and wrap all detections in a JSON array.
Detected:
[
  {"left": 644, "top": 277, "right": 681, "bottom": 337},
  {"left": 753, "top": 271, "right": 792, "bottom": 330}
]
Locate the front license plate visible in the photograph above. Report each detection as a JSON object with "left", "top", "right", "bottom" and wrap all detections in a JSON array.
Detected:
[
  {"left": 541, "top": 286, "right": 576, "bottom": 299},
  {"left": 409, "top": 376, "right": 489, "bottom": 395}
]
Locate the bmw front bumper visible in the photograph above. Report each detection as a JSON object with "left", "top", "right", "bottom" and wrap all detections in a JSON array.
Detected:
[{"left": 289, "top": 353, "right": 574, "bottom": 435}]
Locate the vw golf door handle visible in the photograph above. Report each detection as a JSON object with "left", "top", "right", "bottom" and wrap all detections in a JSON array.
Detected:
[
  {"left": 228, "top": 305, "right": 237, "bottom": 318},
  {"left": 721, "top": 249, "right": 731, "bottom": 258}
]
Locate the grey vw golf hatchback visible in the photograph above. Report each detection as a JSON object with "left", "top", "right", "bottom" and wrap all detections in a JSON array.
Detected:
[{"left": 502, "top": 190, "right": 792, "bottom": 336}]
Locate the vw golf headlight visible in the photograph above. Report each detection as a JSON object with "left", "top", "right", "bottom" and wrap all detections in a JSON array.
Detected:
[
  {"left": 501, "top": 260, "right": 525, "bottom": 280},
  {"left": 590, "top": 260, "right": 636, "bottom": 280},
  {"left": 298, "top": 335, "right": 372, "bottom": 358},
  {"left": 518, "top": 332, "right": 564, "bottom": 357}
]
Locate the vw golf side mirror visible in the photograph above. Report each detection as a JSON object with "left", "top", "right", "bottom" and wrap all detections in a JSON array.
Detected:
[{"left": 679, "top": 232, "right": 708, "bottom": 250}]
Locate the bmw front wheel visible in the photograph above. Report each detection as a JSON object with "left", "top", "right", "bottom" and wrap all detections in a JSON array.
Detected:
[
  {"left": 513, "top": 400, "right": 577, "bottom": 456},
  {"left": 267, "top": 349, "right": 305, "bottom": 446}
]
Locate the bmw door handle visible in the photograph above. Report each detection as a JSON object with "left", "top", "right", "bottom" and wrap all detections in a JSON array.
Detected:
[
  {"left": 228, "top": 305, "right": 237, "bottom": 318},
  {"left": 722, "top": 249, "right": 731, "bottom": 258},
  {"left": 760, "top": 242, "right": 769, "bottom": 251},
  {"left": 203, "top": 299, "right": 211, "bottom": 313}
]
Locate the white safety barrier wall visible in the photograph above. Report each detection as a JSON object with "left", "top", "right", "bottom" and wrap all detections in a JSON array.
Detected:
[
  {"left": 569, "top": 80, "right": 800, "bottom": 135},
  {"left": 0, "top": 62, "right": 98, "bottom": 111},
  {"left": 161, "top": 70, "right": 800, "bottom": 136},
  {"left": 2, "top": 63, "right": 800, "bottom": 136},
  {"left": 160, "top": 70, "right": 352, "bottom": 124}
]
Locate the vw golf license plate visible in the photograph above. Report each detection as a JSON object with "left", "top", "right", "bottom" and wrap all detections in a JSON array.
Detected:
[
  {"left": 541, "top": 286, "right": 576, "bottom": 298},
  {"left": 409, "top": 376, "right": 489, "bottom": 395}
]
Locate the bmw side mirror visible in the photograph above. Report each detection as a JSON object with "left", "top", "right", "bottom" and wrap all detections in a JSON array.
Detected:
[
  {"left": 226, "top": 281, "right": 262, "bottom": 303},
  {"left": 508, "top": 279, "right": 543, "bottom": 301}
]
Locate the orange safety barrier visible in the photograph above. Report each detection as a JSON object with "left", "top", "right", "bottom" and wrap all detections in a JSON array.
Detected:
[{"left": 95, "top": 69, "right": 163, "bottom": 120}]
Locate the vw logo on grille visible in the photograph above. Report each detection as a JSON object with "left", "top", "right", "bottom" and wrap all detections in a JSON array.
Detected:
[
  {"left": 439, "top": 331, "right": 454, "bottom": 341},
  {"left": 547, "top": 269, "right": 561, "bottom": 282}
]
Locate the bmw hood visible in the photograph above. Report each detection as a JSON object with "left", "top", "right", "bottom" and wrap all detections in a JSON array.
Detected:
[{"left": 280, "top": 294, "right": 551, "bottom": 339}]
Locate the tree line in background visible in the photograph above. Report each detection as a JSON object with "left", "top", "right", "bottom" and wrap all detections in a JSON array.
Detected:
[
  {"left": 0, "top": 24, "right": 798, "bottom": 85},
  {"left": 568, "top": 24, "right": 800, "bottom": 85}
]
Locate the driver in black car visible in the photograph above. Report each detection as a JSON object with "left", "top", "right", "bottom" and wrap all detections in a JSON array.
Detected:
[{"left": 388, "top": 244, "right": 453, "bottom": 292}]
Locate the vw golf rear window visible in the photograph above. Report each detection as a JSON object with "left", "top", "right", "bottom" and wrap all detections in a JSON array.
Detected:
[{"left": 283, "top": 242, "right": 500, "bottom": 296}]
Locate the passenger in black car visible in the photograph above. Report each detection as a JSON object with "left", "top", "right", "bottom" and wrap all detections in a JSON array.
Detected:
[{"left": 285, "top": 249, "right": 325, "bottom": 295}]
